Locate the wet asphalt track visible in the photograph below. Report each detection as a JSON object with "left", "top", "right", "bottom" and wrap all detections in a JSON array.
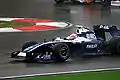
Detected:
[{"left": 0, "top": 0, "right": 120, "bottom": 78}]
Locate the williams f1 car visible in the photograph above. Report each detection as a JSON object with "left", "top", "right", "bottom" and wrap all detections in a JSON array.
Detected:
[
  {"left": 11, "top": 25, "right": 120, "bottom": 62},
  {"left": 54, "top": 0, "right": 101, "bottom": 4}
]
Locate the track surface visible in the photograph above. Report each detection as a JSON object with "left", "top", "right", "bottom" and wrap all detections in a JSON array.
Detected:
[{"left": 0, "top": 0, "right": 120, "bottom": 78}]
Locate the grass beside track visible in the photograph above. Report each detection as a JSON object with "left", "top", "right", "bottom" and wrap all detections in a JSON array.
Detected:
[
  {"left": 0, "top": 21, "right": 34, "bottom": 28},
  {"left": 16, "top": 70, "right": 120, "bottom": 80}
]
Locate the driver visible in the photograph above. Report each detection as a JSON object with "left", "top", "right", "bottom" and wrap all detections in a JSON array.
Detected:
[{"left": 66, "top": 33, "right": 77, "bottom": 40}]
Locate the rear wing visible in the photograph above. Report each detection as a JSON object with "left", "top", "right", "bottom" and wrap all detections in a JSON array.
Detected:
[{"left": 93, "top": 25, "right": 120, "bottom": 41}]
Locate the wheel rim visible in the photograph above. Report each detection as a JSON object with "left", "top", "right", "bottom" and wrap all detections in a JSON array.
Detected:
[{"left": 60, "top": 47, "right": 68, "bottom": 58}]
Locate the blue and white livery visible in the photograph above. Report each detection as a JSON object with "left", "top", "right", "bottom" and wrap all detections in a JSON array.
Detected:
[{"left": 11, "top": 24, "right": 120, "bottom": 62}]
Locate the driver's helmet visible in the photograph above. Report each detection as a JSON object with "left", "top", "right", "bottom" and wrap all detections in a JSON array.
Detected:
[{"left": 66, "top": 33, "right": 77, "bottom": 40}]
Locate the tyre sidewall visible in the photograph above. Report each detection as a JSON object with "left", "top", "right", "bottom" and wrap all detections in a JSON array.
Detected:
[
  {"left": 108, "top": 37, "right": 120, "bottom": 54},
  {"left": 53, "top": 43, "right": 70, "bottom": 62},
  {"left": 22, "top": 41, "right": 37, "bottom": 51}
]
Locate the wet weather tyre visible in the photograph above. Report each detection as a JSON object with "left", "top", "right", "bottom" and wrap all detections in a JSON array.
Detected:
[
  {"left": 108, "top": 37, "right": 120, "bottom": 54},
  {"left": 53, "top": 43, "right": 70, "bottom": 62},
  {"left": 22, "top": 41, "right": 37, "bottom": 51},
  {"left": 54, "top": 0, "right": 64, "bottom": 3}
]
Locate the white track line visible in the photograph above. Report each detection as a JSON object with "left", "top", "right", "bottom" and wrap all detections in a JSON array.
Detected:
[
  {"left": 0, "top": 28, "right": 22, "bottom": 32},
  {"left": 0, "top": 18, "right": 24, "bottom": 21},
  {"left": 0, "top": 68, "right": 120, "bottom": 79}
]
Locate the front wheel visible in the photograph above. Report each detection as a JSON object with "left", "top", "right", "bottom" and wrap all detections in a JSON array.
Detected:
[
  {"left": 22, "top": 41, "right": 37, "bottom": 51},
  {"left": 53, "top": 43, "right": 70, "bottom": 62}
]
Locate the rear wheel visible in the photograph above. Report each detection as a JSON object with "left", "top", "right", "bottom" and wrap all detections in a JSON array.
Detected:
[
  {"left": 53, "top": 43, "right": 70, "bottom": 62},
  {"left": 108, "top": 37, "right": 120, "bottom": 54}
]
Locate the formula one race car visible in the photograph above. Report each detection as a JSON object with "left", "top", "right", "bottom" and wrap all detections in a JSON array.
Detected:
[
  {"left": 11, "top": 24, "right": 120, "bottom": 62},
  {"left": 54, "top": 0, "right": 100, "bottom": 4}
]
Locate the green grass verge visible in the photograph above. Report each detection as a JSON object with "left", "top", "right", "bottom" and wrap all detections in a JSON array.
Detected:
[
  {"left": 0, "top": 21, "right": 35, "bottom": 28},
  {"left": 16, "top": 70, "right": 120, "bottom": 80}
]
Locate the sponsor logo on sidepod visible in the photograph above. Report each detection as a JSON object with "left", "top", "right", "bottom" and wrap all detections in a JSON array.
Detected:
[{"left": 86, "top": 44, "right": 97, "bottom": 48}]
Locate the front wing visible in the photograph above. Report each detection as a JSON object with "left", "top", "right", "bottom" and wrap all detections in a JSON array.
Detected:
[
  {"left": 11, "top": 51, "right": 26, "bottom": 59},
  {"left": 11, "top": 51, "right": 54, "bottom": 62}
]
